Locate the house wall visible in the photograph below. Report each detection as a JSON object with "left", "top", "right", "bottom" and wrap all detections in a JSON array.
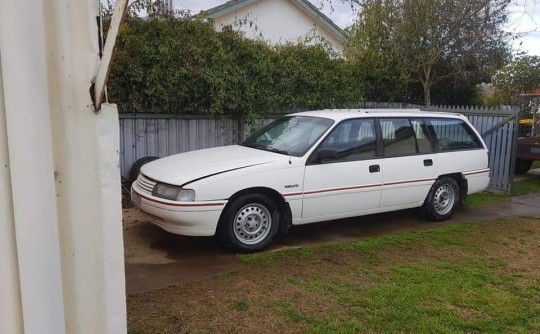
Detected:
[{"left": 211, "top": 0, "right": 344, "bottom": 54}]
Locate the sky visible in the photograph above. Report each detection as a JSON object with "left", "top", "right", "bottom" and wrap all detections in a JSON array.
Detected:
[{"left": 174, "top": 0, "right": 540, "bottom": 56}]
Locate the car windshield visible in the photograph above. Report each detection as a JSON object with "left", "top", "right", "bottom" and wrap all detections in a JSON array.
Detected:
[{"left": 242, "top": 116, "right": 334, "bottom": 157}]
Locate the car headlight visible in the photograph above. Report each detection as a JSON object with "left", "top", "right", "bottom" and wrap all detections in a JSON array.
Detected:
[
  {"left": 177, "top": 188, "right": 196, "bottom": 201},
  {"left": 153, "top": 183, "right": 195, "bottom": 202}
]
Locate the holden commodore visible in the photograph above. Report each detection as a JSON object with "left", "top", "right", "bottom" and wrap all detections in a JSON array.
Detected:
[{"left": 131, "top": 110, "right": 490, "bottom": 252}]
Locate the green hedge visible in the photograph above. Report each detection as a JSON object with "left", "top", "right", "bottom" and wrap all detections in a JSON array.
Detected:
[{"left": 107, "top": 18, "right": 362, "bottom": 116}]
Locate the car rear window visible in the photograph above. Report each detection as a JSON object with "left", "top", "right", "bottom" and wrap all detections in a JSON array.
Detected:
[{"left": 427, "top": 118, "right": 483, "bottom": 151}]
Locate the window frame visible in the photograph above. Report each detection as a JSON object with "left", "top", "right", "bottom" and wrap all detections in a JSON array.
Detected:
[
  {"left": 379, "top": 118, "right": 417, "bottom": 158},
  {"left": 377, "top": 117, "right": 437, "bottom": 158},
  {"left": 425, "top": 117, "right": 484, "bottom": 153},
  {"left": 307, "top": 117, "right": 381, "bottom": 165},
  {"left": 306, "top": 115, "right": 484, "bottom": 165}
]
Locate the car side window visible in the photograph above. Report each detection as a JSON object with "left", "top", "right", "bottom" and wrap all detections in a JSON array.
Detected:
[
  {"left": 318, "top": 119, "right": 377, "bottom": 162},
  {"left": 410, "top": 118, "right": 433, "bottom": 153},
  {"left": 380, "top": 118, "right": 417, "bottom": 156},
  {"left": 427, "top": 118, "right": 482, "bottom": 151}
]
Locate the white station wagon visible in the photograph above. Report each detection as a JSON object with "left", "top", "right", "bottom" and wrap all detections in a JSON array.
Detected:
[{"left": 132, "top": 110, "right": 490, "bottom": 252}]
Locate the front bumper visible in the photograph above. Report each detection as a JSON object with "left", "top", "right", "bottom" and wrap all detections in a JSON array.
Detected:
[{"left": 131, "top": 182, "right": 227, "bottom": 236}]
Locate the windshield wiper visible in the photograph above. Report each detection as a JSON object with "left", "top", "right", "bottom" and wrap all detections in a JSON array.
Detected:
[
  {"left": 265, "top": 147, "right": 289, "bottom": 155},
  {"left": 246, "top": 143, "right": 289, "bottom": 156}
]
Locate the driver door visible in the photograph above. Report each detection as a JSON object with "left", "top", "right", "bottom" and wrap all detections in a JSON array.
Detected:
[{"left": 301, "top": 118, "right": 383, "bottom": 223}]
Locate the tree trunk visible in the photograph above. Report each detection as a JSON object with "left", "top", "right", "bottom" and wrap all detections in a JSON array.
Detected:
[
  {"left": 237, "top": 115, "right": 245, "bottom": 144},
  {"left": 421, "top": 65, "right": 432, "bottom": 107},
  {"left": 423, "top": 82, "right": 431, "bottom": 107}
]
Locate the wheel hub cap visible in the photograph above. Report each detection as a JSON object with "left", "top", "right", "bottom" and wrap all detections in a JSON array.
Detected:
[
  {"left": 434, "top": 184, "right": 455, "bottom": 215},
  {"left": 233, "top": 204, "right": 272, "bottom": 245}
]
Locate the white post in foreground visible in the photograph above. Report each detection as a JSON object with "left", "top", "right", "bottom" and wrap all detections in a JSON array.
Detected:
[
  {"left": 0, "top": 54, "right": 25, "bottom": 334},
  {"left": 0, "top": 0, "right": 127, "bottom": 333}
]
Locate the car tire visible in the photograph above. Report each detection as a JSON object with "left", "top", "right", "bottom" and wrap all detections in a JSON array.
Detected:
[
  {"left": 515, "top": 159, "right": 533, "bottom": 175},
  {"left": 129, "top": 156, "right": 159, "bottom": 183},
  {"left": 219, "top": 194, "right": 279, "bottom": 253},
  {"left": 420, "top": 176, "right": 460, "bottom": 221}
]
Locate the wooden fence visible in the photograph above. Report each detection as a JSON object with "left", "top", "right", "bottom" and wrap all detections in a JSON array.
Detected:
[{"left": 427, "top": 106, "right": 519, "bottom": 193}]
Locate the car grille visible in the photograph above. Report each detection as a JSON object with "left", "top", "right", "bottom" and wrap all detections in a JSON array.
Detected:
[{"left": 136, "top": 173, "right": 156, "bottom": 195}]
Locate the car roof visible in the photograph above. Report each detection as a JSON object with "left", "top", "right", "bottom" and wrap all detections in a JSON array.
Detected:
[{"left": 289, "top": 109, "right": 465, "bottom": 122}]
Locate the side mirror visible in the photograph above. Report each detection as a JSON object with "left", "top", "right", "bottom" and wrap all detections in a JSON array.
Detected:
[{"left": 317, "top": 148, "right": 337, "bottom": 161}]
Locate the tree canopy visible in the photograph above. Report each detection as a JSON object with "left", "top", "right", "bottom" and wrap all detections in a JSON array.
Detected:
[
  {"left": 103, "top": 0, "right": 519, "bottom": 112},
  {"left": 345, "top": 0, "right": 512, "bottom": 106},
  {"left": 487, "top": 53, "right": 540, "bottom": 105}
]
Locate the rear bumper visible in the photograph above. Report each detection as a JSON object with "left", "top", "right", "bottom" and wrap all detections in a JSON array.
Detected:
[{"left": 463, "top": 168, "right": 490, "bottom": 194}]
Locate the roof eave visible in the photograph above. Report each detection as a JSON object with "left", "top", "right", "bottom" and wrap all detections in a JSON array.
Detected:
[
  {"left": 292, "top": 0, "right": 345, "bottom": 42},
  {"left": 203, "top": 0, "right": 259, "bottom": 19},
  {"left": 203, "top": 0, "right": 345, "bottom": 42}
]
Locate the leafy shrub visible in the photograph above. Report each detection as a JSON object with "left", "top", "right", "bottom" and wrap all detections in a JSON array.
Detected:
[{"left": 107, "top": 17, "right": 361, "bottom": 117}]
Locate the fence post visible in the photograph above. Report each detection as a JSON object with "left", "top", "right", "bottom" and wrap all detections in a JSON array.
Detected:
[
  {"left": 237, "top": 115, "right": 244, "bottom": 144},
  {"left": 508, "top": 111, "right": 520, "bottom": 195}
]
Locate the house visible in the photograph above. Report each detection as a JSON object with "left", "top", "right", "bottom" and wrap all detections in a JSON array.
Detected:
[{"left": 203, "top": 0, "right": 345, "bottom": 55}]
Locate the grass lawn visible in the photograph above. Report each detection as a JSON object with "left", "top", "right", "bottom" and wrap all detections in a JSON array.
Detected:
[
  {"left": 127, "top": 217, "right": 540, "bottom": 334},
  {"left": 465, "top": 173, "right": 540, "bottom": 207},
  {"left": 533, "top": 161, "right": 540, "bottom": 169}
]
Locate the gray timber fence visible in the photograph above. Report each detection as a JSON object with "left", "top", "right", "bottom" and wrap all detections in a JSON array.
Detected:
[
  {"left": 426, "top": 105, "right": 519, "bottom": 193},
  {"left": 119, "top": 104, "right": 519, "bottom": 193}
]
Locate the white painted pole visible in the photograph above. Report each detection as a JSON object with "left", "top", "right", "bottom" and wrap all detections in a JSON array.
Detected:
[
  {"left": 93, "top": 0, "right": 128, "bottom": 111},
  {"left": 43, "top": 0, "right": 127, "bottom": 332},
  {"left": 0, "top": 1, "right": 66, "bottom": 333},
  {"left": 0, "top": 56, "right": 25, "bottom": 334},
  {"left": 1, "top": 0, "right": 127, "bottom": 332}
]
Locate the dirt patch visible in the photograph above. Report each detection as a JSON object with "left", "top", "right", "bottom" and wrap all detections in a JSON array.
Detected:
[{"left": 123, "top": 208, "right": 240, "bottom": 294}]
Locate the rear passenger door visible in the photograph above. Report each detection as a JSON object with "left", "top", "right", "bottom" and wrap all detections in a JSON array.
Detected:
[{"left": 379, "top": 118, "right": 437, "bottom": 208}]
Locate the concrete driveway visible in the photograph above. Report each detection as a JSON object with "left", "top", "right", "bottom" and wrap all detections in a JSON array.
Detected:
[{"left": 124, "top": 183, "right": 540, "bottom": 295}]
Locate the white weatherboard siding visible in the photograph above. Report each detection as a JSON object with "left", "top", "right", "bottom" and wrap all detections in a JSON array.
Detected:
[
  {"left": 0, "top": 0, "right": 127, "bottom": 333},
  {"left": 212, "top": 0, "right": 344, "bottom": 54},
  {"left": 0, "top": 0, "right": 66, "bottom": 332},
  {"left": 0, "top": 54, "right": 24, "bottom": 334}
]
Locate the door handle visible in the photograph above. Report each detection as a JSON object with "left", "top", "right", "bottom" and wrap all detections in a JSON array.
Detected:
[
  {"left": 424, "top": 159, "right": 433, "bottom": 166},
  {"left": 369, "top": 165, "right": 380, "bottom": 173}
]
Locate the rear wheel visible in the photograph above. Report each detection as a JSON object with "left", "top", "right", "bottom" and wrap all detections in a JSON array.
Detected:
[
  {"left": 515, "top": 159, "right": 533, "bottom": 175},
  {"left": 421, "top": 177, "right": 460, "bottom": 221},
  {"left": 129, "top": 156, "right": 159, "bottom": 182},
  {"left": 219, "top": 194, "right": 279, "bottom": 253}
]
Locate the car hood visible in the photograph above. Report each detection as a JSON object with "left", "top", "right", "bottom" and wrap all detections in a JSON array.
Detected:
[{"left": 140, "top": 145, "right": 288, "bottom": 186}]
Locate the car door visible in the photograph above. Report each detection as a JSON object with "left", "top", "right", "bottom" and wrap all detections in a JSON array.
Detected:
[
  {"left": 379, "top": 118, "right": 437, "bottom": 208},
  {"left": 301, "top": 118, "right": 383, "bottom": 223}
]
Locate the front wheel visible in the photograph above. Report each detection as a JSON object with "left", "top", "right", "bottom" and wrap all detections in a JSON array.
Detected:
[
  {"left": 218, "top": 194, "right": 279, "bottom": 253},
  {"left": 420, "top": 177, "right": 460, "bottom": 221}
]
